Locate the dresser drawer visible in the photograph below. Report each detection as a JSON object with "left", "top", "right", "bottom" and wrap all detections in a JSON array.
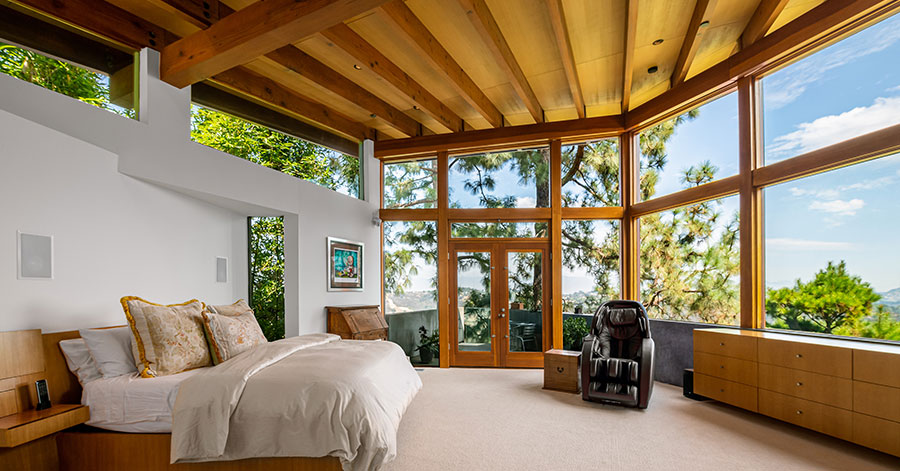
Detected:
[
  {"left": 854, "top": 349, "right": 900, "bottom": 388},
  {"left": 351, "top": 329, "right": 388, "bottom": 341},
  {"left": 694, "top": 330, "right": 757, "bottom": 361},
  {"left": 853, "top": 412, "right": 900, "bottom": 456},
  {"left": 694, "top": 351, "right": 757, "bottom": 386},
  {"left": 758, "top": 363, "right": 852, "bottom": 409},
  {"left": 758, "top": 389, "right": 852, "bottom": 441},
  {"left": 694, "top": 373, "right": 757, "bottom": 412},
  {"left": 854, "top": 381, "right": 900, "bottom": 422},
  {"left": 758, "top": 338, "right": 851, "bottom": 378}
]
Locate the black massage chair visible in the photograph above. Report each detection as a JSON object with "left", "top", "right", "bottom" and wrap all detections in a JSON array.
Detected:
[{"left": 581, "top": 300, "right": 655, "bottom": 409}]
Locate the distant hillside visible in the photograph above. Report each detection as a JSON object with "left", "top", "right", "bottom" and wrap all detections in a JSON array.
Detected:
[
  {"left": 879, "top": 287, "right": 900, "bottom": 306},
  {"left": 385, "top": 290, "right": 437, "bottom": 313}
]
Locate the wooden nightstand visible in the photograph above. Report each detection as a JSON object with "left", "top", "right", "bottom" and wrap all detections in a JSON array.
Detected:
[{"left": 0, "top": 404, "right": 89, "bottom": 448}]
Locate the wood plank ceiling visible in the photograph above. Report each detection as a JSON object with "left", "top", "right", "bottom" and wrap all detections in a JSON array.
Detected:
[{"left": 4, "top": 0, "right": 829, "bottom": 148}]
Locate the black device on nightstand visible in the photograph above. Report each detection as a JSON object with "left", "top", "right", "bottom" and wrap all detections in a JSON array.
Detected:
[{"left": 35, "top": 379, "right": 51, "bottom": 410}]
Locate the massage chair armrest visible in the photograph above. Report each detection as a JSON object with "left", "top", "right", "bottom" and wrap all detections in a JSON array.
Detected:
[
  {"left": 580, "top": 335, "right": 596, "bottom": 401},
  {"left": 638, "top": 337, "right": 655, "bottom": 409}
]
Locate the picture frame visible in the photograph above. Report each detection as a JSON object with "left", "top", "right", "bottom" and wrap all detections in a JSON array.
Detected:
[{"left": 327, "top": 237, "right": 363, "bottom": 291}]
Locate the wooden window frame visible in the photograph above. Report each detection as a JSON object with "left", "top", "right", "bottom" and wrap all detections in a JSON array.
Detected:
[{"left": 378, "top": 6, "right": 900, "bottom": 365}]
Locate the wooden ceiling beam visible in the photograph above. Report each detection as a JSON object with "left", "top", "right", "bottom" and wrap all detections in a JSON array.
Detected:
[
  {"left": 741, "top": 0, "right": 790, "bottom": 49},
  {"left": 545, "top": 0, "right": 585, "bottom": 119},
  {"left": 627, "top": 0, "right": 900, "bottom": 130},
  {"left": 622, "top": 0, "right": 638, "bottom": 113},
  {"left": 458, "top": 0, "right": 543, "bottom": 123},
  {"left": 210, "top": 66, "right": 375, "bottom": 142},
  {"left": 5, "top": 0, "right": 172, "bottom": 50},
  {"left": 375, "top": 114, "right": 624, "bottom": 159},
  {"left": 380, "top": 0, "right": 504, "bottom": 128},
  {"left": 671, "top": 0, "right": 718, "bottom": 87},
  {"left": 263, "top": 46, "right": 421, "bottom": 137},
  {"left": 159, "top": 0, "right": 389, "bottom": 88},
  {"left": 104, "top": 0, "right": 207, "bottom": 38},
  {"left": 321, "top": 24, "right": 463, "bottom": 133}
]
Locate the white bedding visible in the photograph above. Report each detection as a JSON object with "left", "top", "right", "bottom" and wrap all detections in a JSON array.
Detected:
[
  {"left": 171, "top": 334, "right": 422, "bottom": 471},
  {"left": 82, "top": 369, "right": 202, "bottom": 433}
]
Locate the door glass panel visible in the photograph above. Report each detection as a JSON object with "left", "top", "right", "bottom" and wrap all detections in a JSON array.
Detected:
[
  {"left": 507, "top": 251, "right": 543, "bottom": 353},
  {"left": 457, "top": 251, "right": 492, "bottom": 352}
]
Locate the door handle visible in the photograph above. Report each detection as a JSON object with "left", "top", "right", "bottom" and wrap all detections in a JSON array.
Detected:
[{"left": 497, "top": 313, "right": 506, "bottom": 318}]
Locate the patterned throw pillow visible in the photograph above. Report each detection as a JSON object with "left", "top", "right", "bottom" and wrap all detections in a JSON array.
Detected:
[
  {"left": 201, "top": 300, "right": 268, "bottom": 364},
  {"left": 120, "top": 296, "right": 211, "bottom": 377}
]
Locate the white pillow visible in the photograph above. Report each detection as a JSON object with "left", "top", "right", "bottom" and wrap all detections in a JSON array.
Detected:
[
  {"left": 59, "top": 338, "right": 102, "bottom": 386},
  {"left": 80, "top": 327, "right": 138, "bottom": 378}
]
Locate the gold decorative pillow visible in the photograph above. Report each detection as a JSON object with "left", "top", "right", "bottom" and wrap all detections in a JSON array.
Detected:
[
  {"left": 120, "top": 296, "right": 211, "bottom": 377},
  {"left": 201, "top": 300, "right": 268, "bottom": 365}
]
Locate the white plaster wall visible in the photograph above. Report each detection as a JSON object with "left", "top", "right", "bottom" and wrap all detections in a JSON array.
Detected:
[
  {"left": 0, "top": 110, "right": 247, "bottom": 332},
  {"left": 0, "top": 48, "right": 382, "bottom": 336}
]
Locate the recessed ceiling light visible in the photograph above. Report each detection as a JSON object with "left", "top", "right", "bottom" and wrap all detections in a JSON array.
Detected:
[
  {"left": 648, "top": 66, "right": 659, "bottom": 74},
  {"left": 353, "top": 64, "right": 362, "bottom": 70},
  {"left": 412, "top": 105, "right": 419, "bottom": 110},
  {"left": 700, "top": 20, "right": 710, "bottom": 28},
  {"left": 370, "top": 113, "right": 377, "bottom": 118},
  {"left": 652, "top": 39, "right": 664, "bottom": 45}
]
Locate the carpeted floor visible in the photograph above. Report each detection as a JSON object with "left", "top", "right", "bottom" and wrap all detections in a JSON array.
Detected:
[{"left": 384, "top": 368, "right": 898, "bottom": 470}]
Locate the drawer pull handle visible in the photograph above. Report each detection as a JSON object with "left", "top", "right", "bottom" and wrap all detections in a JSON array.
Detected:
[
  {"left": 796, "top": 354, "right": 803, "bottom": 359},
  {"left": 557, "top": 367, "right": 564, "bottom": 373},
  {"left": 796, "top": 382, "right": 803, "bottom": 387},
  {"left": 719, "top": 389, "right": 725, "bottom": 393},
  {"left": 796, "top": 410, "right": 803, "bottom": 415},
  {"left": 719, "top": 365, "right": 724, "bottom": 369},
  {"left": 719, "top": 342, "right": 725, "bottom": 346}
]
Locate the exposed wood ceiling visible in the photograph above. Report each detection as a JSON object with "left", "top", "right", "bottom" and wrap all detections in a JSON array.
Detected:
[{"left": 0, "top": 0, "right": 845, "bottom": 148}]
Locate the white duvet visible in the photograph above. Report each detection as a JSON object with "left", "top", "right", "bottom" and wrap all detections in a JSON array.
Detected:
[{"left": 170, "top": 333, "right": 422, "bottom": 471}]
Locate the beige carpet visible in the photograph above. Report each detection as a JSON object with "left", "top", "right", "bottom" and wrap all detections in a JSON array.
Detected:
[{"left": 384, "top": 368, "right": 897, "bottom": 471}]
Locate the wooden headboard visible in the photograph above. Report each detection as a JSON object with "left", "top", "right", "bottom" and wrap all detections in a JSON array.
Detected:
[{"left": 0, "top": 327, "right": 128, "bottom": 417}]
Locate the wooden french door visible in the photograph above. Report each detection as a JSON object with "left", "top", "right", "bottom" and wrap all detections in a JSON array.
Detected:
[{"left": 449, "top": 240, "right": 550, "bottom": 368}]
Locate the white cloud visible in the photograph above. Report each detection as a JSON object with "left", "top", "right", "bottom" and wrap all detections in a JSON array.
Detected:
[
  {"left": 515, "top": 196, "right": 536, "bottom": 208},
  {"left": 809, "top": 198, "right": 865, "bottom": 216},
  {"left": 767, "top": 238, "right": 856, "bottom": 251},
  {"left": 768, "top": 96, "right": 900, "bottom": 157},
  {"left": 888, "top": 84, "right": 900, "bottom": 93},
  {"left": 764, "top": 22, "right": 900, "bottom": 109},
  {"left": 789, "top": 187, "right": 839, "bottom": 199}
]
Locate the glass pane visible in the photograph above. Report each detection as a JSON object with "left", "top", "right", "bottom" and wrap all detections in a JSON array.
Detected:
[
  {"left": 640, "top": 195, "right": 740, "bottom": 325},
  {"left": 383, "top": 159, "right": 437, "bottom": 209},
  {"left": 762, "top": 13, "right": 900, "bottom": 164},
  {"left": 507, "top": 251, "right": 543, "bottom": 353},
  {"left": 451, "top": 222, "right": 548, "bottom": 238},
  {"left": 0, "top": 42, "right": 136, "bottom": 118},
  {"left": 383, "top": 221, "right": 438, "bottom": 365},
  {"left": 765, "top": 153, "right": 900, "bottom": 341},
  {"left": 562, "top": 139, "right": 620, "bottom": 207},
  {"left": 638, "top": 92, "right": 738, "bottom": 201},
  {"left": 190, "top": 104, "right": 360, "bottom": 198},
  {"left": 457, "top": 251, "right": 492, "bottom": 352},
  {"left": 562, "top": 220, "right": 620, "bottom": 350},
  {"left": 249, "top": 217, "right": 285, "bottom": 341},
  {"left": 449, "top": 147, "right": 550, "bottom": 208}
]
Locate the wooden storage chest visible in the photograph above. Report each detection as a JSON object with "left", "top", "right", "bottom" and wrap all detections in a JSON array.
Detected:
[
  {"left": 543, "top": 349, "right": 581, "bottom": 393},
  {"left": 326, "top": 305, "right": 388, "bottom": 341}
]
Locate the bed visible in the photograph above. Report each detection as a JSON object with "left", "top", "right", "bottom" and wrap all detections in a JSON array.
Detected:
[{"left": 45, "top": 328, "right": 422, "bottom": 471}]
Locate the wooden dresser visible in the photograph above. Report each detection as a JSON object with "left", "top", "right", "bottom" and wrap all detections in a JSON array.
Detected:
[
  {"left": 694, "top": 328, "right": 900, "bottom": 456},
  {"left": 326, "top": 305, "right": 389, "bottom": 341}
]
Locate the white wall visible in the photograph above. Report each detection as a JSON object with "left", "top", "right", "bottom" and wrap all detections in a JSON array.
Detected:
[
  {"left": 0, "top": 48, "right": 382, "bottom": 335},
  {"left": 0, "top": 110, "right": 246, "bottom": 332}
]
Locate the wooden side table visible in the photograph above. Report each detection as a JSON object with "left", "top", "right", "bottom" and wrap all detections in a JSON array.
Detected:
[
  {"left": 0, "top": 404, "right": 90, "bottom": 470},
  {"left": 543, "top": 349, "right": 581, "bottom": 393}
]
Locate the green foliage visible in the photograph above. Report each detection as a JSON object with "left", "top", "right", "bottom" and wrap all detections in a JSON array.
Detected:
[
  {"left": 767, "top": 261, "right": 885, "bottom": 336},
  {"left": 415, "top": 325, "right": 439, "bottom": 357},
  {"left": 249, "top": 217, "right": 285, "bottom": 341},
  {"left": 562, "top": 317, "right": 590, "bottom": 351},
  {"left": 0, "top": 43, "right": 133, "bottom": 117},
  {"left": 190, "top": 105, "right": 359, "bottom": 198}
]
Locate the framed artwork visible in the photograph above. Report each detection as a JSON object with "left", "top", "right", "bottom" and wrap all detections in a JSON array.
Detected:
[{"left": 327, "top": 237, "right": 363, "bottom": 291}]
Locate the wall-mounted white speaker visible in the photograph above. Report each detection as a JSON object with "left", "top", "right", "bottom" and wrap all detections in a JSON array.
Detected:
[
  {"left": 216, "top": 257, "right": 228, "bottom": 283},
  {"left": 17, "top": 232, "right": 53, "bottom": 280}
]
